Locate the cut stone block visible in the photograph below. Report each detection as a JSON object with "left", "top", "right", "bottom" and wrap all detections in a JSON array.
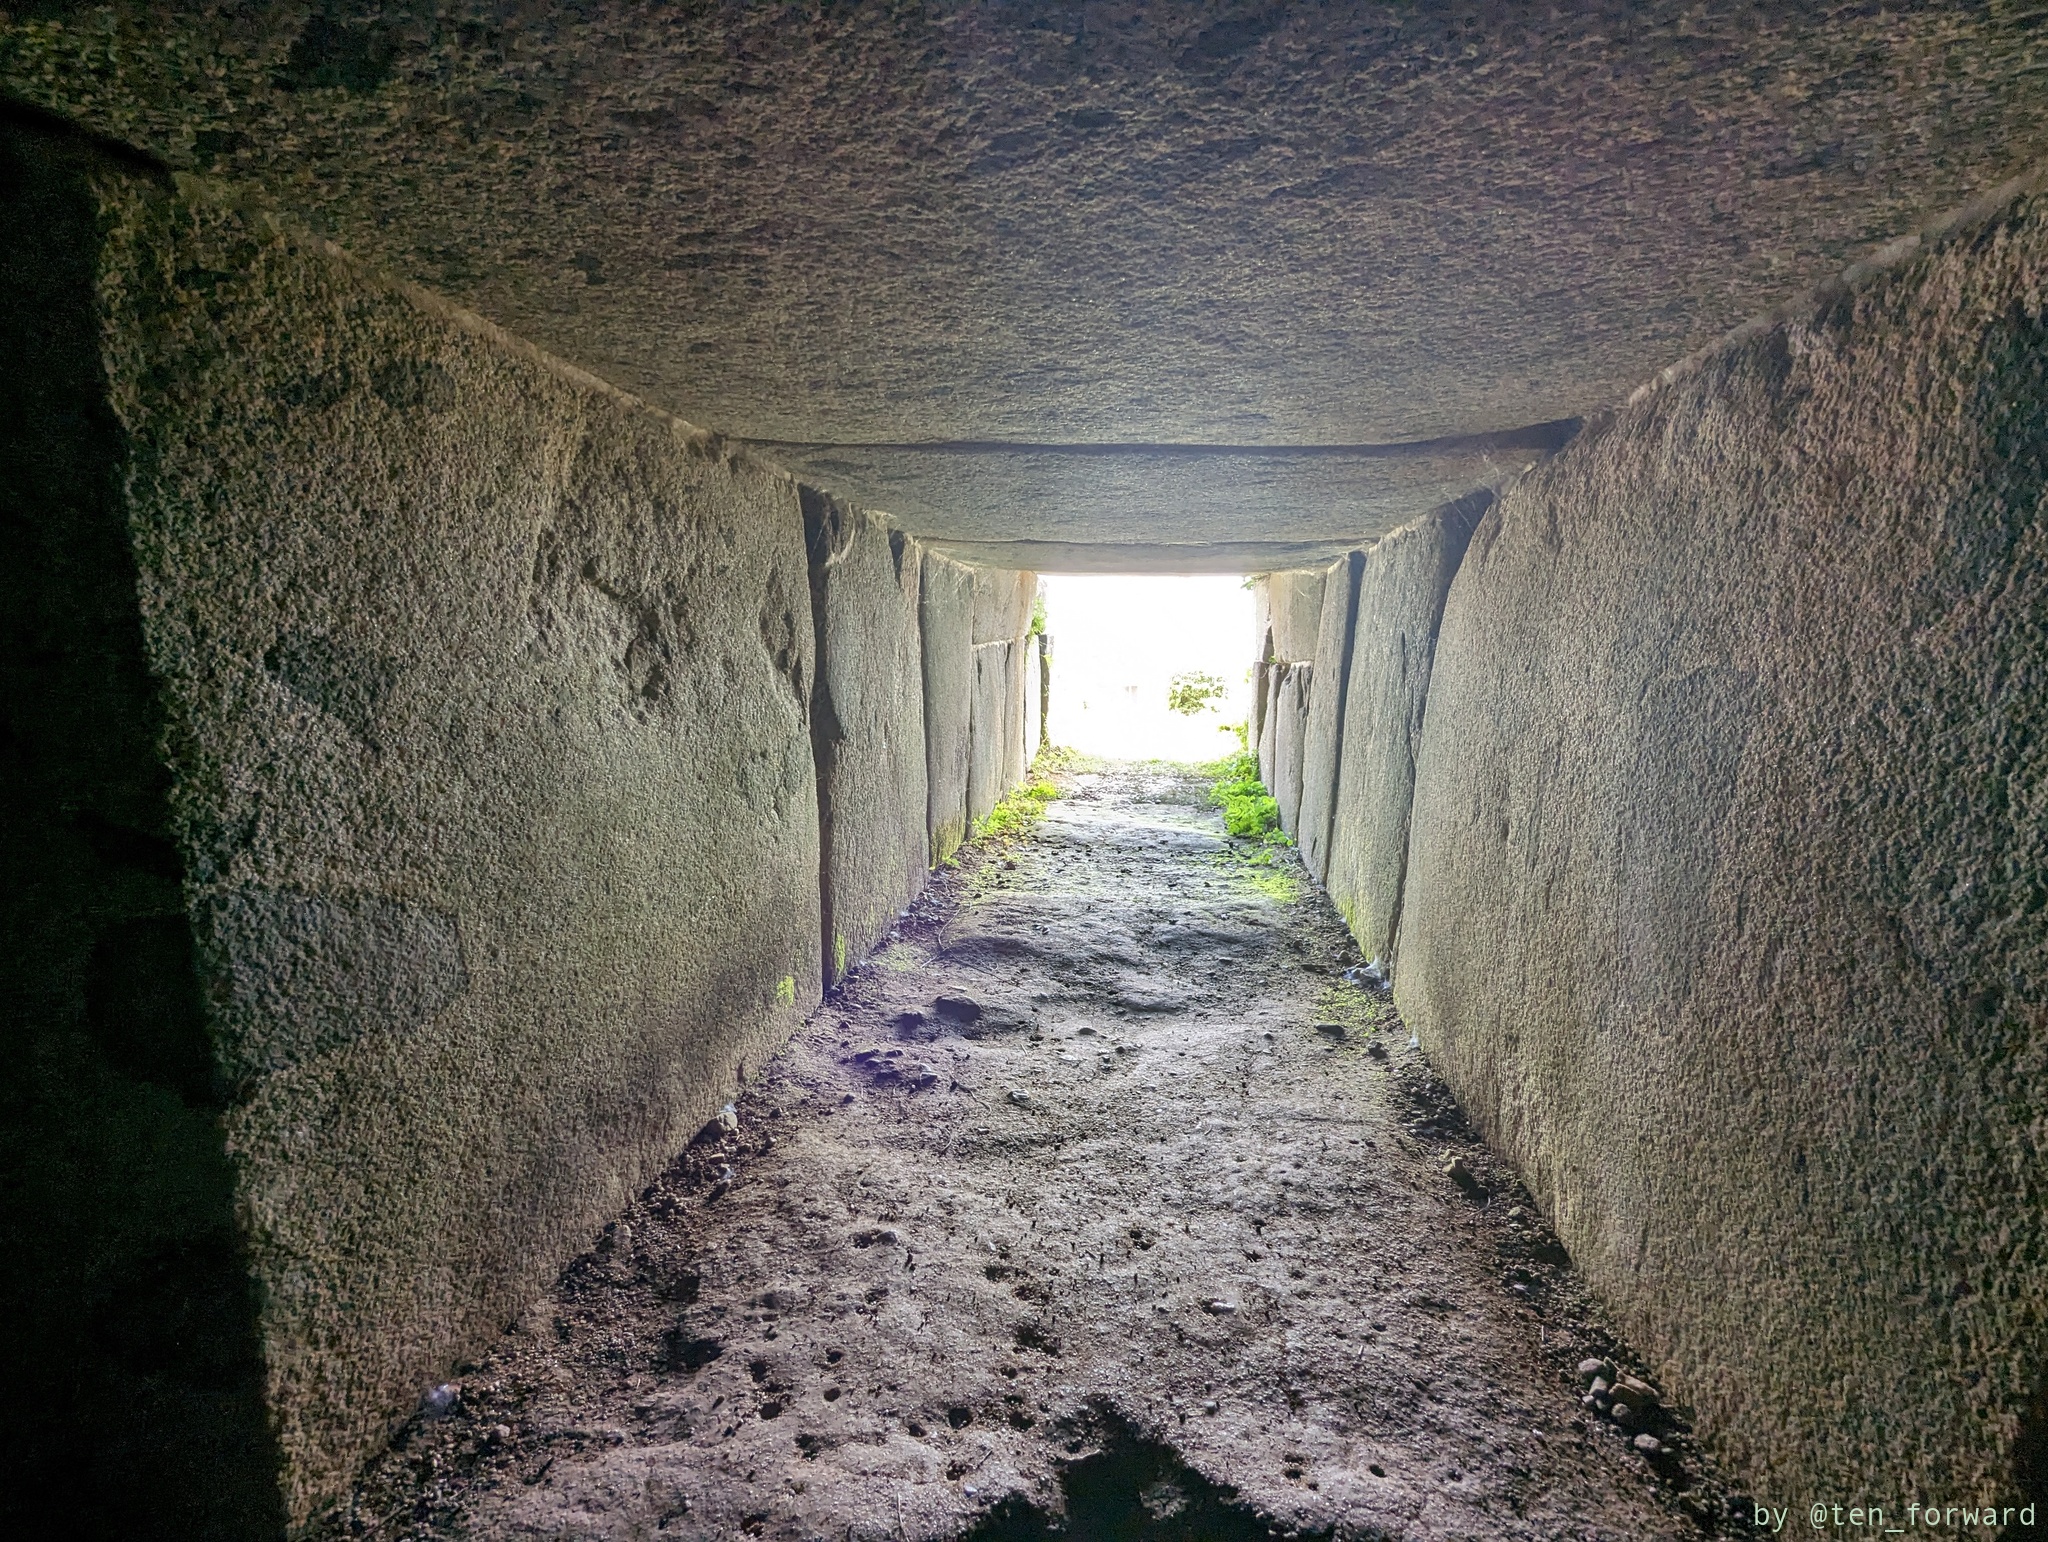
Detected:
[
  {"left": 1022, "top": 631, "right": 1043, "bottom": 765},
  {"left": 1399, "top": 181, "right": 2048, "bottom": 1506},
  {"left": 967, "top": 639, "right": 1014, "bottom": 824},
  {"left": 920, "top": 550, "right": 975, "bottom": 866},
  {"left": 806, "top": 493, "right": 929, "bottom": 986},
  {"left": 1271, "top": 663, "right": 1312, "bottom": 838},
  {"left": 1253, "top": 663, "right": 1269, "bottom": 786},
  {"left": 1321, "top": 494, "right": 1489, "bottom": 964},
  {"left": 1295, "top": 552, "right": 1361, "bottom": 882},
  {"left": 1, "top": 124, "right": 822, "bottom": 1535}
]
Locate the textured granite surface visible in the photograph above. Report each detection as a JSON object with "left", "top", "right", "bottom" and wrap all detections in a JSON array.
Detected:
[
  {"left": 5, "top": 2, "right": 2044, "bottom": 549},
  {"left": 2, "top": 122, "right": 825, "bottom": 1531},
  {"left": 1400, "top": 175, "right": 2048, "bottom": 1502}
]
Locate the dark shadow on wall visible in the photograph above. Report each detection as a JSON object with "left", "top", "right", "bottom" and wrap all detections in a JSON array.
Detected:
[
  {"left": 0, "top": 110, "right": 286, "bottom": 1540},
  {"left": 800, "top": 484, "right": 846, "bottom": 991}
]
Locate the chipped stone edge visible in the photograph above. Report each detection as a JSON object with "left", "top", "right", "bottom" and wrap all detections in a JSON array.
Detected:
[{"left": 1625, "top": 156, "right": 2048, "bottom": 409}]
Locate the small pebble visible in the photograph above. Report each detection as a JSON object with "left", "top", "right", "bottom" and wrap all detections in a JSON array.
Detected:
[
  {"left": 1633, "top": 1433, "right": 1664, "bottom": 1455},
  {"left": 1007, "top": 1090, "right": 1031, "bottom": 1105},
  {"left": 421, "top": 1383, "right": 460, "bottom": 1420},
  {"left": 1202, "top": 1400, "right": 1219, "bottom": 1415}
]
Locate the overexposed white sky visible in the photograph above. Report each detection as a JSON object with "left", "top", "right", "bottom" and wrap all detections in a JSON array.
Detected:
[{"left": 1041, "top": 575, "right": 1257, "bottom": 762}]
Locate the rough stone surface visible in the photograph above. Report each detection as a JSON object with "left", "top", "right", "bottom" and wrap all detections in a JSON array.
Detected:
[
  {"left": 967, "top": 640, "right": 1015, "bottom": 825},
  {"left": 920, "top": 551, "right": 976, "bottom": 868},
  {"left": 325, "top": 764, "right": 1725, "bottom": 1541},
  {"left": 1, "top": 125, "right": 824, "bottom": 1533},
  {"left": 1322, "top": 495, "right": 1490, "bottom": 968},
  {"left": 1022, "top": 630, "right": 1043, "bottom": 764},
  {"left": 791, "top": 439, "right": 1564, "bottom": 564},
  {"left": 971, "top": 566, "right": 1037, "bottom": 647},
  {"left": 1250, "top": 651, "right": 1272, "bottom": 751},
  {"left": 0, "top": 121, "right": 285, "bottom": 1542},
  {"left": 1258, "top": 568, "right": 1327, "bottom": 662},
  {"left": 963, "top": 569, "right": 1033, "bottom": 822},
  {"left": 1399, "top": 180, "right": 2048, "bottom": 1501},
  {"left": 1294, "top": 553, "right": 1360, "bottom": 883},
  {"left": 7, "top": 5, "right": 2047, "bottom": 552},
  {"left": 1003, "top": 632, "right": 1031, "bottom": 791},
  {"left": 1256, "top": 663, "right": 1281, "bottom": 789},
  {"left": 1270, "top": 664, "right": 1311, "bottom": 840},
  {"left": 807, "top": 494, "right": 930, "bottom": 988}
]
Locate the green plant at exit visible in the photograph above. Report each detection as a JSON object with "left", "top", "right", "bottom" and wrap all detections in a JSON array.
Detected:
[
  {"left": 1167, "top": 670, "right": 1228, "bottom": 716},
  {"left": 1206, "top": 748, "right": 1287, "bottom": 842}
]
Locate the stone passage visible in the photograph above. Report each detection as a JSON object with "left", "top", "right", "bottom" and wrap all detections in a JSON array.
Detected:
[
  {"left": 5, "top": 8, "right": 2047, "bottom": 1530},
  {"left": 328, "top": 763, "right": 1730, "bottom": 1541}
]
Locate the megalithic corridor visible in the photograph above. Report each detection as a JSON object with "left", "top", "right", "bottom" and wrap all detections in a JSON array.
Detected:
[{"left": 2, "top": 6, "right": 2045, "bottom": 1538}]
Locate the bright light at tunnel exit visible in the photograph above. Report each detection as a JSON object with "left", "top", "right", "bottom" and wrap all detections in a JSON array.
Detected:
[{"left": 1040, "top": 574, "right": 1257, "bottom": 762}]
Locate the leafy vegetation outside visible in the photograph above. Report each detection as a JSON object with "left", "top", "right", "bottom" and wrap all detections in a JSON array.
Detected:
[{"left": 1166, "top": 669, "right": 1229, "bottom": 716}]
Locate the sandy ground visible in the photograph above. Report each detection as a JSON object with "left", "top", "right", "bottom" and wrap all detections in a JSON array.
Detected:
[{"left": 325, "top": 761, "right": 1745, "bottom": 1541}]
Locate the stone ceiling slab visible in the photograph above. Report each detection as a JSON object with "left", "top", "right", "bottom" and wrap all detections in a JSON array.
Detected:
[{"left": 5, "top": 1, "right": 2044, "bottom": 552}]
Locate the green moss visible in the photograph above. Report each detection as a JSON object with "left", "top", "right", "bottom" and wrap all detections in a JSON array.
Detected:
[
  {"left": 1205, "top": 827, "right": 1305, "bottom": 903},
  {"left": 1315, "top": 980, "right": 1393, "bottom": 1036},
  {"left": 833, "top": 932, "right": 848, "bottom": 977},
  {"left": 972, "top": 777, "right": 1059, "bottom": 841},
  {"left": 775, "top": 974, "right": 796, "bottom": 1005},
  {"left": 1239, "top": 866, "right": 1300, "bottom": 902},
  {"left": 1204, "top": 748, "right": 1289, "bottom": 843}
]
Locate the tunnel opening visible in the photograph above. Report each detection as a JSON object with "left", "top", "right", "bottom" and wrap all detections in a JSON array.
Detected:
[{"left": 1040, "top": 574, "right": 1256, "bottom": 764}]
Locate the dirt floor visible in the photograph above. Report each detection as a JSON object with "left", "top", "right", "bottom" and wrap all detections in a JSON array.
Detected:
[{"left": 326, "top": 760, "right": 1749, "bottom": 1541}]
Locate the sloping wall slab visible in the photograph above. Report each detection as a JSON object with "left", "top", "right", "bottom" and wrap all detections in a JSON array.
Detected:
[
  {"left": 1259, "top": 568, "right": 1327, "bottom": 662},
  {"left": 1256, "top": 662, "right": 1282, "bottom": 787},
  {"left": 920, "top": 551, "right": 976, "bottom": 866},
  {"left": 1, "top": 125, "right": 823, "bottom": 1534},
  {"left": 1, "top": 123, "right": 286, "bottom": 1542},
  {"left": 1295, "top": 552, "right": 1361, "bottom": 882},
  {"left": 1271, "top": 663, "right": 1312, "bottom": 838},
  {"left": 965, "top": 566, "right": 1036, "bottom": 822},
  {"left": 806, "top": 495, "right": 929, "bottom": 986},
  {"left": 1322, "top": 494, "right": 1489, "bottom": 965},
  {"left": 972, "top": 566, "right": 1035, "bottom": 646},
  {"left": 1399, "top": 184, "right": 2048, "bottom": 1500},
  {"left": 1251, "top": 649, "right": 1273, "bottom": 750},
  {"left": 1023, "top": 631, "right": 1043, "bottom": 765},
  {"left": 967, "top": 639, "right": 1014, "bottom": 823}
]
